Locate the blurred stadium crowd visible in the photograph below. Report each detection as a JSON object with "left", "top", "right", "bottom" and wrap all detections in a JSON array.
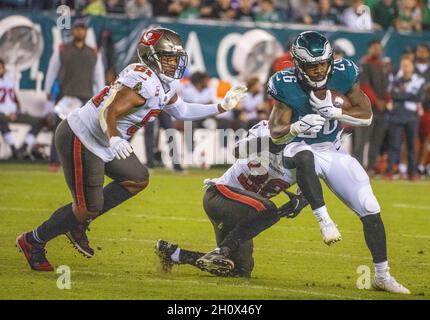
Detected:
[
  {"left": 0, "top": 1, "right": 429, "bottom": 180},
  {"left": 2, "top": 0, "right": 430, "bottom": 31}
]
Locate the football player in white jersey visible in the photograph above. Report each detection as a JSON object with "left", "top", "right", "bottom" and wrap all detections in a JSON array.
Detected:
[
  {"left": 155, "top": 120, "right": 309, "bottom": 277},
  {"left": 16, "top": 28, "right": 247, "bottom": 271},
  {"left": 0, "top": 59, "right": 39, "bottom": 159}
]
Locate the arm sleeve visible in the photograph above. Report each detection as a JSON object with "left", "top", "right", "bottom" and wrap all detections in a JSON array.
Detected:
[
  {"left": 164, "top": 96, "right": 219, "bottom": 121},
  {"left": 44, "top": 49, "right": 61, "bottom": 95},
  {"left": 93, "top": 52, "right": 105, "bottom": 94}
]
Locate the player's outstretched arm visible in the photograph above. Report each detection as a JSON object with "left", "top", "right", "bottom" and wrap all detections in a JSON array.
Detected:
[{"left": 164, "top": 85, "right": 247, "bottom": 121}]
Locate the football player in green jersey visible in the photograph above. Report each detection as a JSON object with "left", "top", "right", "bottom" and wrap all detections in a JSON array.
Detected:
[{"left": 266, "top": 31, "right": 409, "bottom": 294}]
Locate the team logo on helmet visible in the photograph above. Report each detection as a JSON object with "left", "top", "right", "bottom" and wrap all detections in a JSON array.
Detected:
[{"left": 140, "top": 30, "right": 163, "bottom": 46}]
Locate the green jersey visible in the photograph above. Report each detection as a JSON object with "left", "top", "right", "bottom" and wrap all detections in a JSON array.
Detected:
[{"left": 268, "top": 58, "right": 359, "bottom": 145}]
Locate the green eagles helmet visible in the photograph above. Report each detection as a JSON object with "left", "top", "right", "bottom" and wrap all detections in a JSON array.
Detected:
[
  {"left": 291, "top": 31, "right": 334, "bottom": 89},
  {"left": 137, "top": 27, "right": 188, "bottom": 83}
]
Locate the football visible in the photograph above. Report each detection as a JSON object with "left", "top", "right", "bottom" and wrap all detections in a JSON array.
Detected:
[{"left": 313, "top": 89, "right": 353, "bottom": 111}]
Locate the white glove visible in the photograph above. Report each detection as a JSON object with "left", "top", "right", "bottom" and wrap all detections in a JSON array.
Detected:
[
  {"left": 290, "top": 114, "right": 326, "bottom": 136},
  {"left": 109, "top": 136, "right": 134, "bottom": 160},
  {"left": 309, "top": 90, "right": 342, "bottom": 119},
  {"left": 220, "top": 84, "right": 248, "bottom": 111}
]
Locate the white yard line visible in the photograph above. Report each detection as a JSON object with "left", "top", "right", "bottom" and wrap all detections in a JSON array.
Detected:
[{"left": 392, "top": 203, "right": 430, "bottom": 211}]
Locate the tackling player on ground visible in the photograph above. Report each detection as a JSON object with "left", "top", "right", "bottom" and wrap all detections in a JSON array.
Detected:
[
  {"left": 16, "top": 28, "right": 247, "bottom": 271},
  {"left": 156, "top": 120, "right": 308, "bottom": 277},
  {"left": 266, "top": 31, "right": 409, "bottom": 294}
]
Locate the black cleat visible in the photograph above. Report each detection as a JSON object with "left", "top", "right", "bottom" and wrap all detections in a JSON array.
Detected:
[
  {"left": 66, "top": 222, "right": 94, "bottom": 258},
  {"left": 195, "top": 248, "right": 235, "bottom": 277},
  {"left": 155, "top": 239, "right": 178, "bottom": 272}
]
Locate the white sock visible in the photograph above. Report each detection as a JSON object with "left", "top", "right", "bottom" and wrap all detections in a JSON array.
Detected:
[
  {"left": 24, "top": 134, "right": 36, "bottom": 148},
  {"left": 399, "top": 163, "right": 407, "bottom": 174},
  {"left": 313, "top": 205, "right": 333, "bottom": 224},
  {"left": 170, "top": 247, "right": 181, "bottom": 262},
  {"left": 374, "top": 261, "right": 389, "bottom": 279},
  {"left": 3, "top": 132, "right": 15, "bottom": 147}
]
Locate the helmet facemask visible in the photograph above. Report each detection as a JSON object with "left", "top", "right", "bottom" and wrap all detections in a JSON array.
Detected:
[
  {"left": 157, "top": 51, "right": 188, "bottom": 81},
  {"left": 293, "top": 57, "right": 333, "bottom": 89}
]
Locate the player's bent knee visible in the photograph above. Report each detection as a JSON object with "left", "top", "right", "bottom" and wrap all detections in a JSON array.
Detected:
[
  {"left": 120, "top": 179, "right": 149, "bottom": 195},
  {"left": 294, "top": 150, "right": 315, "bottom": 169},
  {"left": 358, "top": 193, "right": 381, "bottom": 217}
]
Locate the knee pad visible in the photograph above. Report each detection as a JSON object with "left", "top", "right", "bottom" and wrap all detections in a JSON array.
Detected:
[
  {"left": 359, "top": 185, "right": 381, "bottom": 217},
  {"left": 120, "top": 179, "right": 149, "bottom": 195}
]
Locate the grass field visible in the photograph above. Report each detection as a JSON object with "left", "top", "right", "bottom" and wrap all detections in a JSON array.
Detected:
[{"left": 0, "top": 163, "right": 429, "bottom": 300}]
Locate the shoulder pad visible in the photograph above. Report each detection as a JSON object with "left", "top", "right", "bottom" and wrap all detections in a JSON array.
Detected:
[
  {"left": 267, "top": 69, "right": 298, "bottom": 105},
  {"left": 332, "top": 58, "right": 359, "bottom": 93},
  {"left": 118, "top": 63, "right": 160, "bottom": 99}
]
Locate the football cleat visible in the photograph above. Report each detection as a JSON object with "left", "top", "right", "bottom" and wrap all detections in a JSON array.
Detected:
[
  {"left": 196, "top": 248, "right": 235, "bottom": 277},
  {"left": 66, "top": 222, "right": 94, "bottom": 258},
  {"left": 16, "top": 233, "right": 54, "bottom": 272},
  {"left": 373, "top": 272, "right": 411, "bottom": 295},
  {"left": 319, "top": 220, "right": 342, "bottom": 245},
  {"left": 155, "top": 239, "right": 179, "bottom": 272}
]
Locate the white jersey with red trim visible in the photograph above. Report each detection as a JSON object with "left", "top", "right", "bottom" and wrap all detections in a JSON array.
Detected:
[
  {"left": 67, "top": 63, "right": 179, "bottom": 162},
  {"left": 216, "top": 120, "right": 296, "bottom": 199},
  {"left": 0, "top": 72, "right": 18, "bottom": 115}
]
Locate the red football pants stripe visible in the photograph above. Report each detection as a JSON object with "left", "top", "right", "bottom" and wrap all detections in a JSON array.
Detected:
[
  {"left": 216, "top": 185, "right": 266, "bottom": 212},
  {"left": 73, "top": 137, "right": 86, "bottom": 210}
]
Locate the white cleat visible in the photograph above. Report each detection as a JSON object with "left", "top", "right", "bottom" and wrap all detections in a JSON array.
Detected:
[
  {"left": 373, "top": 273, "right": 411, "bottom": 295},
  {"left": 319, "top": 220, "right": 342, "bottom": 245}
]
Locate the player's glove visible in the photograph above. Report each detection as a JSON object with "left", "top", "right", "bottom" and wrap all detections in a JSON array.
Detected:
[
  {"left": 277, "top": 191, "right": 309, "bottom": 219},
  {"left": 220, "top": 84, "right": 248, "bottom": 111},
  {"left": 309, "top": 90, "right": 342, "bottom": 119},
  {"left": 109, "top": 136, "right": 133, "bottom": 160},
  {"left": 290, "top": 114, "right": 326, "bottom": 136}
]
